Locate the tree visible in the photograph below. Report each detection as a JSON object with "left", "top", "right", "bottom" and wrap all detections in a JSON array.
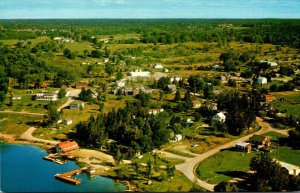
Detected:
[
  {"left": 105, "top": 63, "right": 114, "bottom": 76},
  {"left": 45, "top": 101, "right": 60, "bottom": 126},
  {"left": 58, "top": 89, "right": 67, "bottom": 99},
  {"left": 116, "top": 71, "right": 123, "bottom": 80},
  {"left": 83, "top": 49, "right": 89, "bottom": 58},
  {"left": 249, "top": 153, "right": 289, "bottom": 191},
  {"left": 0, "top": 91, "right": 6, "bottom": 108},
  {"left": 228, "top": 79, "right": 236, "bottom": 87},
  {"left": 203, "top": 84, "right": 214, "bottom": 99},
  {"left": 136, "top": 91, "right": 151, "bottom": 107},
  {"left": 214, "top": 181, "right": 239, "bottom": 192},
  {"left": 183, "top": 89, "right": 191, "bottom": 102},
  {"left": 174, "top": 90, "right": 181, "bottom": 102},
  {"left": 63, "top": 48, "right": 76, "bottom": 59}
]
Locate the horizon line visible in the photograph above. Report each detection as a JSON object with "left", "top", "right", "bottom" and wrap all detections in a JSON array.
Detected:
[{"left": 1, "top": 17, "right": 300, "bottom": 20}]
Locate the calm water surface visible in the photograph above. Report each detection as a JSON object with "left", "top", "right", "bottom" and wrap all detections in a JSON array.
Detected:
[{"left": 0, "top": 142, "right": 126, "bottom": 192}]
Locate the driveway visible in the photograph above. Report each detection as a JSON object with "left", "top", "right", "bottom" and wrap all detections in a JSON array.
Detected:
[
  {"left": 20, "top": 127, "right": 58, "bottom": 145},
  {"left": 174, "top": 117, "right": 290, "bottom": 191}
]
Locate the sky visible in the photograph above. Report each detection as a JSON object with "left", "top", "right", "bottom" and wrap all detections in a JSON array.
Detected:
[{"left": 0, "top": 0, "right": 300, "bottom": 19}]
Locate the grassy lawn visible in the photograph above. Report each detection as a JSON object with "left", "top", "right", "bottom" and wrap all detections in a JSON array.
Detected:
[
  {"left": 263, "top": 131, "right": 287, "bottom": 141},
  {"left": 0, "top": 113, "right": 43, "bottom": 136},
  {"left": 270, "top": 146, "right": 300, "bottom": 167},
  {"left": 144, "top": 171, "right": 193, "bottom": 192},
  {"left": 271, "top": 92, "right": 300, "bottom": 116},
  {"left": 196, "top": 150, "right": 259, "bottom": 184}
]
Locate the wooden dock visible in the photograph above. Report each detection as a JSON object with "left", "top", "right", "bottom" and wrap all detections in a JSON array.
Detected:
[
  {"left": 43, "top": 154, "right": 67, "bottom": 164},
  {"left": 55, "top": 169, "right": 83, "bottom": 185}
]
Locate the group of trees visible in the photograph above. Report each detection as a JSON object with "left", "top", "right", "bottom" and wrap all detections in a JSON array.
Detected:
[
  {"left": 249, "top": 153, "right": 300, "bottom": 191},
  {"left": 75, "top": 101, "right": 172, "bottom": 158},
  {"left": 216, "top": 91, "right": 257, "bottom": 135}
]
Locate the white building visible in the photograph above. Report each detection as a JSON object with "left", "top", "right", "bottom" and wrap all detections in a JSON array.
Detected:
[
  {"left": 277, "top": 161, "right": 300, "bottom": 176},
  {"left": 170, "top": 77, "right": 182, "bottom": 83},
  {"left": 36, "top": 93, "right": 58, "bottom": 101},
  {"left": 174, "top": 134, "right": 183, "bottom": 142},
  {"left": 258, "top": 76, "right": 268, "bottom": 85},
  {"left": 116, "top": 80, "right": 126, "bottom": 87},
  {"left": 148, "top": 108, "right": 164, "bottom": 115},
  {"left": 64, "top": 119, "right": 73, "bottom": 125},
  {"left": 154, "top": 63, "right": 164, "bottom": 69},
  {"left": 260, "top": 60, "right": 278, "bottom": 67},
  {"left": 212, "top": 112, "right": 226, "bottom": 122},
  {"left": 130, "top": 70, "right": 151, "bottom": 77}
]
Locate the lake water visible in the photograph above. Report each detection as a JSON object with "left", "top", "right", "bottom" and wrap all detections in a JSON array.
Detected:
[{"left": 0, "top": 142, "right": 126, "bottom": 192}]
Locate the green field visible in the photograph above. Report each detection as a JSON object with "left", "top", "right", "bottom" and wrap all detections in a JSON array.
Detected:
[
  {"left": 271, "top": 92, "right": 300, "bottom": 116},
  {"left": 270, "top": 146, "right": 300, "bottom": 166},
  {"left": 196, "top": 150, "right": 258, "bottom": 184}
]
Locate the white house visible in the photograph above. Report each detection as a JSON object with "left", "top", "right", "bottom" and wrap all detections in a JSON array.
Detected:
[
  {"left": 257, "top": 76, "right": 268, "bottom": 85},
  {"left": 64, "top": 119, "right": 73, "bottom": 125},
  {"left": 170, "top": 77, "right": 182, "bottom": 83},
  {"left": 212, "top": 112, "right": 226, "bottom": 122},
  {"left": 130, "top": 70, "right": 151, "bottom": 77},
  {"left": 174, "top": 134, "right": 183, "bottom": 142},
  {"left": 260, "top": 60, "right": 278, "bottom": 67},
  {"left": 277, "top": 161, "right": 300, "bottom": 176},
  {"left": 116, "top": 80, "right": 126, "bottom": 87},
  {"left": 148, "top": 108, "right": 164, "bottom": 115},
  {"left": 236, "top": 142, "right": 252, "bottom": 153},
  {"left": 154, "top": 63, "right": 164, "bottom": 69},
  {"left": 36, "top": 93, "right": 58, "bottom": 101}
]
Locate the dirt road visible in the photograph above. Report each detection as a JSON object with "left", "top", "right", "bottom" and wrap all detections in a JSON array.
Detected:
[
  {"left": 20, "top": 127, "right": 58, "bottom": 145},
  {"left": 0, "top": 111, "right": 45, "bottom": 116},
  {"left": 175, "top": 117, "right": 290, "bottom": 191},
  {"left": 57, "top": 97, "right": 73, "bottom": 112}
]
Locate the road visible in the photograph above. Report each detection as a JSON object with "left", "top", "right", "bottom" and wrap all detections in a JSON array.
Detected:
[
  {"left": 175, "top": 117, "right": 290, "bottom": 191},
  {"left": 20, "top": 127, "right": 58, "bottom": 145},
  {"left": 57, "top": 97, "right": 73, "bottom": 112},
  {"left": 0, "top": 110, "right": 45, "bottom": 116}
]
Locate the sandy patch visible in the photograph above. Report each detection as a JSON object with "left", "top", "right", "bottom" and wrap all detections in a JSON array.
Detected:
[
  {"left": 0, "top": 133, "right": 15, "bottom": 143},
  {"left": 67, "top": 149, "right": 115, "bottom": 165}
]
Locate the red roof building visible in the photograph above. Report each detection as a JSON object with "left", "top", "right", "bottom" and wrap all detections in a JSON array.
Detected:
[
  {"left": 55, "top": 141, "right": 79, "bottom": 153},
  {"left": 75, "top": 82, "right": 88, "bottom": 89}
]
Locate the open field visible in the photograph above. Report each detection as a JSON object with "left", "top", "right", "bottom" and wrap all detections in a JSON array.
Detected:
[
  {"left": 270, "top": 146, "right": 300, "bottom": 166},
  {"left": 196, "top": 150, "right": 258, "bottom": 184},
  {"left": 271, "top": 92, "right": 300, "bottom": 116}
]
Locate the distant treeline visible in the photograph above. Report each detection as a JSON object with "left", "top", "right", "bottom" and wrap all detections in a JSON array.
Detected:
[{"left": 0, "top": 19, "right": 300, "bottom": 48}]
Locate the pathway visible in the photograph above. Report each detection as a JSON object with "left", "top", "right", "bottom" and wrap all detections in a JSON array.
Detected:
[
  {"left": 0, "top": 111, "right": 45, "bottom": 116},
  {"left": 57, "top": 97, "right": 73, "bottom": 112},
  {"left": 20, "top": 127, "right": 58, "bottom": 145},
  {"left": 174, "top": 117, "right": 290, "bottom": 191}
]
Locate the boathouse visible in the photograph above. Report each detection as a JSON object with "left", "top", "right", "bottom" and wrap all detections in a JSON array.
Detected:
[{"left": 56, "top": 141, "right": 79, "bottom": 153}]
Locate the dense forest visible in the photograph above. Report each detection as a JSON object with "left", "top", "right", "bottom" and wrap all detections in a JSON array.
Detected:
[{"left": 0, "top": 19, "right": 300, "bottom": 47}]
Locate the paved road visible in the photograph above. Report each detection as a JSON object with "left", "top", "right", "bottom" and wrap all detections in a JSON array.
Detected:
[
  {"left": 20, "top": 127, "right": 58, "bottom": 145},
  {"left": 0, "top": 111, "right": 45, "bottom": 116},
  {"left": 175, "top": 117, "right": 290, "bottom": 191}
]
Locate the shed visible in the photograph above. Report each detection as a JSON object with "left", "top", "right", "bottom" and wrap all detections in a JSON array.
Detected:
[
  {"left": 64, "top": 119, "right": 73, "bottom": 125},
  {"left": 236, "top": 142, "right": 251, "bottom": 153},
  {"left": 154, "top": 63, "right": 164, "bottom": 69},
  {"left": 174, "top": 134, "right": 183, "bottom": 142},
  {"left": 55, "top": 141, "right": 79, "bottom": 153}
]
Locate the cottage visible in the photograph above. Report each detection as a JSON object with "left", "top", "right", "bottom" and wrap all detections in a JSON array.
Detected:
[
  {"left": 249, "top": 134, "right": 270, "bottom": 149},
  {"left": 212, "top": 112, "right": 226, "bottom": 122},
  {"left": 174, "top": 134, "right": 183, "bottom": 142},
  {"left": 154, "top": 63, "right": 164, "bottom": 69},
  {"left": 277, "top": 161, "right": 300, "bottom": 176},
  {"left": 264, "top": 94, "right": 275, "bottom": 102},
  {"left": 75, "top": 82, "right": 88, "bottom": 89},
  {"left": 36, "top": 92, "right": 58, "bottom": 101},
  {"left": 130, "top": 70, "right": 151, "bottom": 77},
  {"left": 12, "top": 96, "right": 21, "bottom": 100},
  {"left": 236, "top": 142, "right": 252, "bottom": 153},
  {"left": 167, "top": 84, "right": 177, "bottom": 92},
  {"left": 64, "top": 119, "right": 73, "bottom": 125},
  {"left": 55, "top": 141, "right": 79, "bottom": 153},
  {"left": 257, "top": 76, "right": 268, "bottom": 85},
  {"left": 69, "top": 101, "right": 84, "bottom": 110}
]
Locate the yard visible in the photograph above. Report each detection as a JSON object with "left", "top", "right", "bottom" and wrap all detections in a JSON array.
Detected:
[
  {"left": 271, "top": 91, "right": 300, "bottom": 116},
  {"left": 196, "top": 150, "right": 258, "bottom": 184}
]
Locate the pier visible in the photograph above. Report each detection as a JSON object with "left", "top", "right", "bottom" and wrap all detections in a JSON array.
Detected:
[
  {"left": 43, "top": 154, "right": 67, "bottom": 164},
  {"left": 55, "top": 169, "right": 84, "bottom": 185}
]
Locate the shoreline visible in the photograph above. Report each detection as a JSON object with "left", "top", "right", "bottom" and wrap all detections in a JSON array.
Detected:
[{"left": 0, "top": 133, "right": 138, "bottom": 191}]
